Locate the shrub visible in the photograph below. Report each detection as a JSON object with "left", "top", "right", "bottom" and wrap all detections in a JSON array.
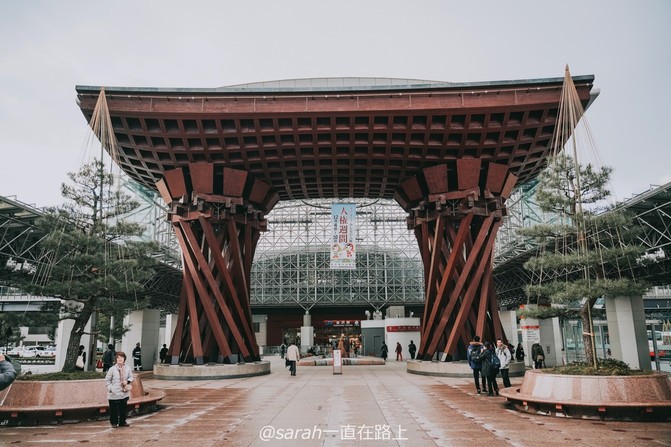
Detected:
[{"left": 544, "top": 358, "right": 652, "bottom": 376}]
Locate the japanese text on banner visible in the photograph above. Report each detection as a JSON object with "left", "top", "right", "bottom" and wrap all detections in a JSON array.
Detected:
[{"left": 330, "top": 204, "right": 356, "bottom": 270}]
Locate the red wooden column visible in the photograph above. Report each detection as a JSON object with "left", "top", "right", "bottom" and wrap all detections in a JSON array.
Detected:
[
  {"left": 156, "top": 163, "right": 278, "bottom": 364},
  {"left": 395, "top": 161, "right": 517, "bottom": 361}
]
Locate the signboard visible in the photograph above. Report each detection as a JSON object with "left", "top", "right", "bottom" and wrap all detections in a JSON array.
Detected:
[
  {"left": 521, "top": 325, "right": 540, "bottom": 344},
  {"left": 386, "top": 326, "right": 421, "bottom": 332},
  {"left": 333, "top": 349, "right": 342, "bottom": 375},
  {"left": 324, "top": 320, "right": 360, "bottom": 327},
  {"left": 330, "top": 204, "right": 356, "bottom": 270}
]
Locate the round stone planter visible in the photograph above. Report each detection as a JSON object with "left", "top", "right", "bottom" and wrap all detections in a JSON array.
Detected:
[
  {"left": 499, "top": 369, "right": 671, "bottom": 420},
  {"left": 153, "top": 360, "right": 270, "bottom": 380},
  {"left": 407, "top": 359, "right": 527, "bottom": 377},
  {"left": 0, "top": 375, "right": 165, "bottom": 425}
]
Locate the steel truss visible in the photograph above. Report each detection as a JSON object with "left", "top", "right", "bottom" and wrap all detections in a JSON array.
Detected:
[
  {"left": 252, "top": 199, "right": 423, "bottom": 309},
  {"left": 493, "top": 182, "right": 671, "bottom": 308},
  {"left": 0, "top": 196, "right": 48, "bottom": 273}
]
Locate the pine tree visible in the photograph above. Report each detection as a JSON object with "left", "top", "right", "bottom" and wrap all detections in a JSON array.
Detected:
[
  {"left": 519, "top": 153, "right": 647, "bottom": 367},
  {"left": 16, "top": 159, "right": 157, "bottom": 372}
]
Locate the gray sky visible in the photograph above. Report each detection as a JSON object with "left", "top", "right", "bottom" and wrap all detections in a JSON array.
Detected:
[{"left": 1, "top": 0, "right": 669, "bottom": 207}]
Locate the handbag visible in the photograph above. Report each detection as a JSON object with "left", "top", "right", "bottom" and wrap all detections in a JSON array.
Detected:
[
  {"left": 285, "top": 358, "right": 290, "bottom": 367},
  {"left": 536, "top": 354, "right": 544, "bottom": 362},
  {"left": 76, "top": 355, "right": 84, "bottom": 369}
]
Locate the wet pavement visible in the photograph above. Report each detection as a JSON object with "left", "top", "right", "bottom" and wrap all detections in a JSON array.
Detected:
[{"left": 1, "top": 356, "right": 670, "bottom": 446}]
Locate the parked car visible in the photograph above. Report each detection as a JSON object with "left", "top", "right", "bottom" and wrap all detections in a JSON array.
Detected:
[
  {"left": 19, "top": 346, "right": 38, "bottom": 358},
  {"left": 5, "top": 345, "right": 53, "bottom": 358},
  {"left": 41, "top": 346, "right": 57, "bottom": 358},
  {"left": 7, "top": 346, "right": 24, "bottom": 357}
]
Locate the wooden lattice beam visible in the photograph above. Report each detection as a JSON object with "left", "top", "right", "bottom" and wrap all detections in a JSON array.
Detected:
[
  {"left": 159, "top": 164, "right": 276, "bottom": 364},
  {"left": 400, "top": 162, "right": 517, "bottom": 361}
]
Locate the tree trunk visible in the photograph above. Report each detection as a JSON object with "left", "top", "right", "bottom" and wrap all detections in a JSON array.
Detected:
[
  {"left": 62, "top": 298, "right": 96, "bottom": 372},
  {"left": 580, "top": 298, "right": 597, "bottom": 367}
]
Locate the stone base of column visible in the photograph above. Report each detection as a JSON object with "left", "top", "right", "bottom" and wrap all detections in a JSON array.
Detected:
[
  {"left": 406, "top": 359, "right": 526, "bottom": 377},
  {"left": 153, "top": 361, "right": 271, "bottom": 380}
]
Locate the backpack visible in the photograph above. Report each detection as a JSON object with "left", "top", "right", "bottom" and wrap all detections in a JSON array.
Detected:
[
  {"left": 491, "top": 351, "right": 501, "bottom": 369},
  {"left": 469, "top": 346, "right": 482, "bottom": 363}
]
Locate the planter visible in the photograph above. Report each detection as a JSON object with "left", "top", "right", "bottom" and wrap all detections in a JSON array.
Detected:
[
  {"left": 153, "top": 360, "right": 270, "bottom": 380},
  {"left": 407, "top": 359, "right": 527, "bottom": 377},
  {"left": 0, "top": 376, "right": 165, "bottom": 425},
  {"left": 499, "top": 369, "right": 671, "bottom": 420}
]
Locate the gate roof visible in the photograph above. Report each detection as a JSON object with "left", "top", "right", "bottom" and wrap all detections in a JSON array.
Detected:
[{"left": 76, "top": 75, "right": 597, "bottom": 201}]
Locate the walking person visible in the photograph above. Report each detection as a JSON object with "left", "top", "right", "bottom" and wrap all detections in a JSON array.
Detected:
[
  {"left": 0, "top": 354, "right": 17, "bottom": 391},
  {"left": 480, "top": 341, "right": 500, "bottom": 396},
  {"left": 159, "top": 344, "right": 168, "bottom": 364},
  {"left": 408, "top": 340, "right": 417, "bottom": 360},
  {"left": 531, "top": 342, "right": 545, "bottom": 369},
  {"left": 280, "top": 342, "right": 287, "bottom": 359},
  {"left": 286, "top": 340, "right": 300, "bottom": 376},
  {"left": 75, "top": 345, "right": 86, "bottom": 371},
  {"left": 380, "top": 341, "right": 388, "bottom": 363},
  {"left": 105, "top": 351, "right": 134, "bottom": 427},
  {"left": 102, "top": 344, "right": 116, "bottom": 373},
  {"left": 467, "top": 335, "right": 487, "bottom": 395},
  {"left": 132, "top": 342, "right": 142, "bottom": 371},
  {"left": 395, "top": 342, "right": 403, "bottom": 361},
  {"left": 496, "top": 338, "right": 512, "bottom": 388}
]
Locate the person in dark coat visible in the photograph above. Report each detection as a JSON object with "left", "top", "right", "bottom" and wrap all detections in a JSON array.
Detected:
[
  {"left": 408, "top": 340, "right": 417, "bottom": 360},
  {"left": 467, "top": 335, "right": 487, "bottom": 395},
  {"left": 380, "top": 342, "right": 388, "bottom": 363},
  {"left": 395, "top": 342, "right": 403, "bottom": 361},
  {"left": 531, "top": 342, "right": 545, "bottom": 369},
  {"left": 103, "top": 344, "right": 116, "bottom": 372},
  {"left": 480, "top": 341, "right": 500, "bottom": 396},
  {"left": 0, "top": 354, "right": 17, "bottom": 391},
  {"left": 515, "top": 343, "right": 525, "bottom": 362},
  {"left": 132, "top": 342, "right": 142, "bottom": 371},
  {"left": 159, "top": 344, "right": 168, "bottom": 364}
]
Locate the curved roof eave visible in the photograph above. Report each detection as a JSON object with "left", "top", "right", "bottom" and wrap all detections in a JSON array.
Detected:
[{"left": 76, "top": 74, "right": 596, "bottom": 96}]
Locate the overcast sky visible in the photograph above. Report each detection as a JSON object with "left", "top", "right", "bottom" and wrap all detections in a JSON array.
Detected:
[{"left": 1, "top": 0, "right": 669, "bottom": 208}]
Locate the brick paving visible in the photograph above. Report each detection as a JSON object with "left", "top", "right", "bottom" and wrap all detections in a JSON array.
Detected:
[{"left": 1, "top": 356, "right": 669, "bottom": 446}]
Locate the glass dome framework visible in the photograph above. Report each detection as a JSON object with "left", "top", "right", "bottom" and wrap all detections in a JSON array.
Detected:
[{"left": 251, "top": 198, "right": 424, "bottom": 309}]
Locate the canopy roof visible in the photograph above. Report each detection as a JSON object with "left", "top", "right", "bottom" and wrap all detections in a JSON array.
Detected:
[{"left": 76, "top": 75, "right": 597, "bottom": 201}]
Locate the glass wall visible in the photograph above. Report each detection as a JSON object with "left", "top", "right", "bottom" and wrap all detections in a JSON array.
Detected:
[
  {"left": 560, "top": 318, "right": 610, "bottom": 364},
  {"left": 251, "top": 199, "right": 424, "bottom": 309}
]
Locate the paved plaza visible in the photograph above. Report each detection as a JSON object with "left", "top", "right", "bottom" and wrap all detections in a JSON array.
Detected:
[{"left": 1, "top": 356, "right": 670, "bottom": 446}]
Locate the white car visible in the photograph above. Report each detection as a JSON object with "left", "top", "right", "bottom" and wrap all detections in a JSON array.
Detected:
[
  {"left": 6, "top": 346, "right": 52, "bottom": 358},
  {"left": 41, "top": 347, "right": 57, "bottom": 358},
  {"left": 19, "top": 346, "right": 38, "bottom": 358},
  {"left": 7, "top": 346, "right": 24, "bottom": 357}
]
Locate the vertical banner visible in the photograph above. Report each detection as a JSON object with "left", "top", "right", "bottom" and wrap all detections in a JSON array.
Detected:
[{"left": 330, "top": 203, "right": 356, "bottom": 270}]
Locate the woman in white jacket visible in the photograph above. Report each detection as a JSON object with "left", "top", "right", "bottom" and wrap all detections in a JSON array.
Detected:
[{"left": 105, "top": 351, "right": 134, "bottom": 427}]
